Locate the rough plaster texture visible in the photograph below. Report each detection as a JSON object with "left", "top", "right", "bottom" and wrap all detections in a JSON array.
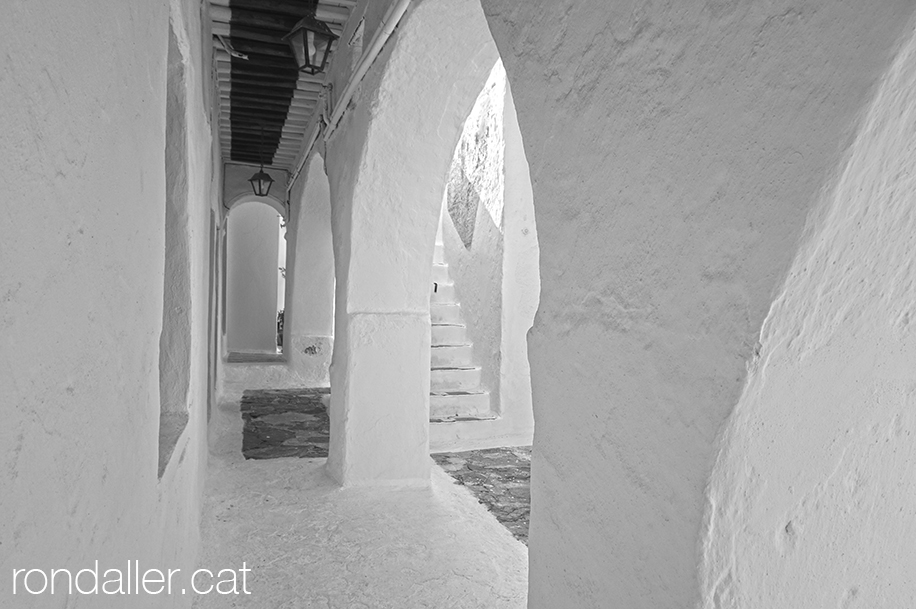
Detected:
[
  {"left": 0, "top": 0, "right": 215, "bottom": 606},
  {"left": 699, "top": 25, "right": 916, "bottom": 608},
  {"left": 324, "top": 0, "right": 498, "bottom": 485},
  {"left": 226, "top": 201, "right": 281, "bottom": 353},
  {"left": 199, "top": 397, "right": 527, "bottom": 608},
  {"left": 441, "top": 61, "right": 506, "bottom": 416},
  {"left": 479, "top": 1, "right": 916, "bottom": 607}
]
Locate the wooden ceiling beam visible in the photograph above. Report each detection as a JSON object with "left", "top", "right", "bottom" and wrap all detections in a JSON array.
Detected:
[
  {"left": 223, "top": 110, "right": 305, "bottom": 125},
  {"left": 220, "top": 87, "right": 318, "bottom": 107},
  {"left": 209, "top": 1, "right": 350, "bottom": 24},
  {"left": 228, "top": 76, "right": 322, "bottom": 93},
  {"left": 213, "top": 37, "right": 292, "bottom": 60}
]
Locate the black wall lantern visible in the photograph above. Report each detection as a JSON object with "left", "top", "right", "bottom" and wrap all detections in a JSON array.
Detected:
[
  {"left": 248, "top": 125, "right": 275, "bottom": 197},
  {"left": 283, "top": 11, "right": 339, "bottom": 75}
]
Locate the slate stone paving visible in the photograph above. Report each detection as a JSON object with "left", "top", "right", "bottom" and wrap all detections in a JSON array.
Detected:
[
  {"left": 239, "top": 388, "right": 531, "bottom": 544},
  {"left": 432, "top": 447, "right": 532, "bottom": 545},
  {"left": 240, "top": 387, "right": 330, "bottom": 460}
]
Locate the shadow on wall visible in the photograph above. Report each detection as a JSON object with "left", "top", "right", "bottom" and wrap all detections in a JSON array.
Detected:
[
  {"left": 448, "top": 163, "right": 482, "bottom": 249},
  {"left": 158, "top": 20, "right": 191, "bottom": 477},
  {"left": 447, "top": 67, "right": 505, "bottom": 250}
]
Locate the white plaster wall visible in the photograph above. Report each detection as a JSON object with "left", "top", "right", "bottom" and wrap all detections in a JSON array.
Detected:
[
  {"left": 285, "top": 155, "right": 335, "bottom": 384},
  {"left": 324, "top": 0, "right": 498, "bottom": 485},
  {"left": 479, "top": 1, "right": 916, "bottom": 607},
  {"left": 699, "top": 24, "right": 916, "bottom": 609},
  {"left": 498, "top": 80, "right": 538, "bottom": 439},
  {"left": 226, "top": 201, "right": 280, "bottom": 353},
  {"left": 0, "top": 0, "right": 215, "bottom": 605},
  {"left": 440, "top": 62, "right": 506, "bottom": 413}
]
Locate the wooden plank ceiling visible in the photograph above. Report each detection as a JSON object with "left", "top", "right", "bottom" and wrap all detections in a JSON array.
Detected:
[{"left": 210, "top": 0, "right": 356, "bottom": 169}]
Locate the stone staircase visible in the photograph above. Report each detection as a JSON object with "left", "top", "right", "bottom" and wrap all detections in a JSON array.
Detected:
[{"left": 430, "top": 243, "right": 495, "bottom": 422}]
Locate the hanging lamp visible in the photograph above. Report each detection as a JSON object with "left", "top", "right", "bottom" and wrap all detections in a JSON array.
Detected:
[
  {"left": 283, "top": 3, "right": 339, "bottom": 75},
  {"left": 248, "top": 125, "right": 274, "bottom": 197}
]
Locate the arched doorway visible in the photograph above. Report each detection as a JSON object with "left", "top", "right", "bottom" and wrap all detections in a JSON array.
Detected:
[{"left": 224, "top": 196, "right": 287, "bottom": 357}]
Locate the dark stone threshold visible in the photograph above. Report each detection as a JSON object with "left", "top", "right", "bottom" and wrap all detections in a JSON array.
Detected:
[
  {"left": 240, "top": 388, "right": 330, "bottom": 460},
  {"left": 227, "top": 351, "right": 286, "bottom": 364},
  {"left": 236, "top": 388, "right": 531, "bottom": 545},
  {"left": 432, "top": 447, "right": 532, "bottom": 544}
]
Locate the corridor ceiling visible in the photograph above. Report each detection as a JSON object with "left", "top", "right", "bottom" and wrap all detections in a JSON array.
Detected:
[{"left": 210, "top": 0, "right": 356, "bottom": 170}]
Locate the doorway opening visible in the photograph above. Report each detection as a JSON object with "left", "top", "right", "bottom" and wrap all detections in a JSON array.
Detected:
[{"left": 225, "top": 200, "right": 287, "bottom": 360}]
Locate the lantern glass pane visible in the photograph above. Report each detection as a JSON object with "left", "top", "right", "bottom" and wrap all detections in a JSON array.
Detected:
[
  {"left": 307, "top": 30, "right": 317, "bottom": 66},
  {"left": 289, "top": 34, "right": 306, "bottom": 70}
]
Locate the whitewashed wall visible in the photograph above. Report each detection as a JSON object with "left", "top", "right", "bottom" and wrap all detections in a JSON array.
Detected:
[
  {"left": 323, "top": 0, "right": 499, "bottom": 485},
  {"left": 0, "top": 0, "right": 216, "bottom": 605},
  {"left": 480, "top": 0, "right": 916, "bottom": 607},
  {"left": 497, "top": 80, "right": 539, "bottom": 442},
  {"left": 285, "top": 155, "right": 335, "bottom": 385},
  {"left": 699, "top": 24, "right": 916, "bottom": 608}
]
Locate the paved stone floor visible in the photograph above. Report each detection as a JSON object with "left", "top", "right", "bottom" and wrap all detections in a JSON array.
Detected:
[
  {"left": 241, "top": 388, "right": 330, "bottom": 459},
  {"left": 199, "top": 397, "right": 527, "bottom": 608},
  {"left": 237, "top": 389, "right": 532, "bottom": 545},
  {"left": 432, "top": 447, "right": 531, "bottom": 544}
]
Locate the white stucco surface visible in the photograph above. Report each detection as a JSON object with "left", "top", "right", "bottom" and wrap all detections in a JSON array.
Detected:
[
  {"left": 226, "top": 201, "right": 281, "bottom": 353},
  {"left": 199, "top": 398, "right": 527, "bottom": 608},
  {"left": 285, "top": 155, "right": 335, "bottom": 384},
  {"left": 700, "top": 24, "right": 916, "bottom": 608},
  {"left": 497, "top": 79, "right": 538, "bottom": 441},
  {"left": 479, "top": 1, "right": 916, "bottom": 607},
  {"left": 1, "top": 0, "right": 215, "bottom": 606},
  {"left": 324, "top": 0, "right": 498, "bottom": 485}
]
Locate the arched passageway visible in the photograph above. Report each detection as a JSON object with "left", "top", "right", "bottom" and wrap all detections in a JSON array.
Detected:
[
  {"left": 224, "top": 198, "right": 286, "bottom": 355},
  {"left": 429, "top": 59, "right": 539, "bottom": 452}
]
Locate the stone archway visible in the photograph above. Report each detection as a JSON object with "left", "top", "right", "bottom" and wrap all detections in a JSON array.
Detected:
[{"left": 323, "top": 0, "right": 499, "bottom": 486}]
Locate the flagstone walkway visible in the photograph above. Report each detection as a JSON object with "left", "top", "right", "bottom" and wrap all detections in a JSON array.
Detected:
[{"left": 235, "top": 388, "right": 531, "bottom": 543}]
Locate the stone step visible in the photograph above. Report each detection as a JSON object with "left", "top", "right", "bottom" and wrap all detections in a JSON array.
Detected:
[
  {"left": 431, "top": 302, "right": 462, "bottom": 324},
  {"left": 433, "top": 242, "right": 445, "bottom": 264},
  {"left": 431, "top": 262, "right": 450, "bottom": 283},
  {"left": 431, "top": 323, "right": 466, "bottom": 346},
  {"left": 429, "top": 390, "right": 492, "bottom": 421},
  {"left": 430, "top": 281, "right": 456, "bottom": 303},
  {"left": 430, "top": 366, "right": 481, "bottom": 392},
  {"left": 431, "top": 344, "right": 474, "bottom": 368}
]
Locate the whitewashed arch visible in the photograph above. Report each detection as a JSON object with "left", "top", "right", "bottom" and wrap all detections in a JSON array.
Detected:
[{"left": 322, "top": 0, "right": 500, "bottom": 486}]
